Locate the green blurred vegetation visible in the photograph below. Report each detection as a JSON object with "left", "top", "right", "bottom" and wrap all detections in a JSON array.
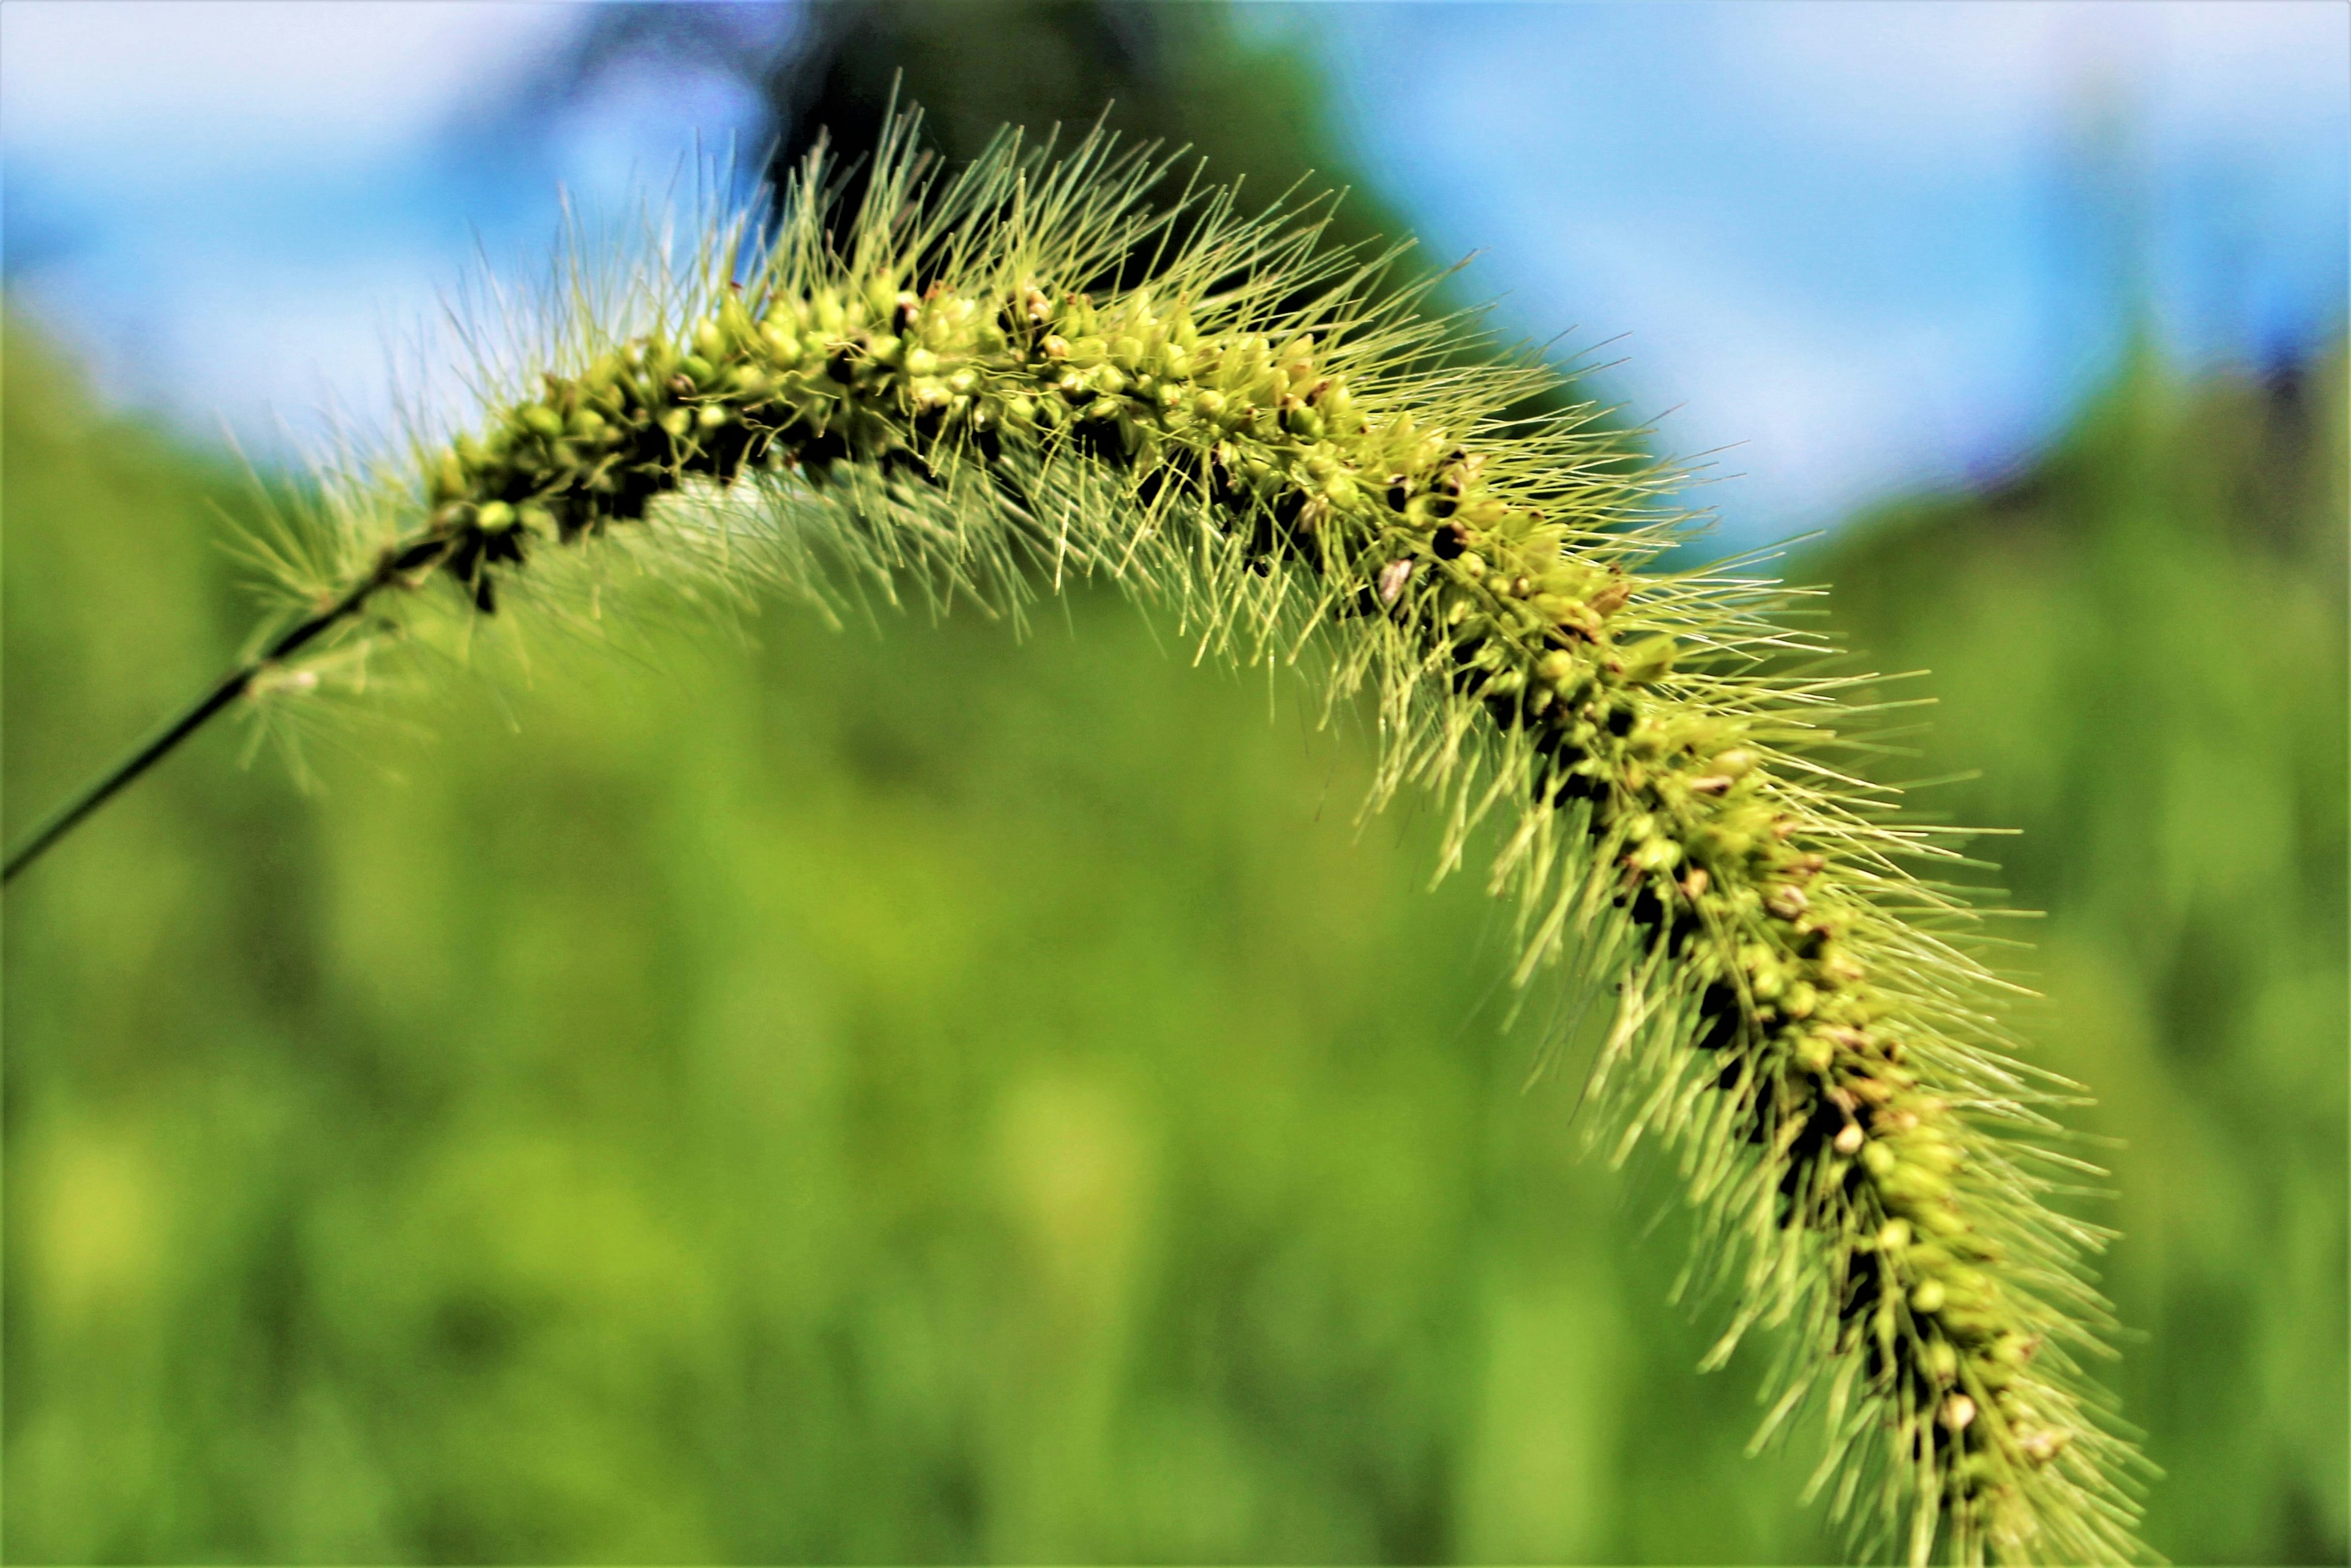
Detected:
[
  {"left": 1807, "top": 342, "right": 2347, "bottom": 1564},
  {"left": 5, "top": 320, "right": 2344, "bottom": 1567},
  {"left": 5, "top": 4, "right": 2345, "bottom": 1560},
  {"left": 3, "top": 317, "right": 1837, "bottom": 1563}
]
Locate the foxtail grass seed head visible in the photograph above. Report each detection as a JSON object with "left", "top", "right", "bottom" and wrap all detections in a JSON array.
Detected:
[{"left": 220, "top": 113, "right": 2143, "bottom": 1564}]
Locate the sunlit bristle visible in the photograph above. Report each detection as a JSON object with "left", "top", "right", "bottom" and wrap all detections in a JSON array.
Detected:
[{"left": 257, "top": 108, "right": 2145, "bottom": 1566}]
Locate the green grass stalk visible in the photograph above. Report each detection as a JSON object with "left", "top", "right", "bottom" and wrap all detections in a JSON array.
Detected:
[{"left": 2, "top": 114, "right": 2147, "bottom": 1564}]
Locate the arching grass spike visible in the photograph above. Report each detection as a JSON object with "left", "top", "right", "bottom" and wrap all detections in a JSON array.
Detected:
[{"left": 4, "top": 111, "right": 2150, "bottom": 1566}]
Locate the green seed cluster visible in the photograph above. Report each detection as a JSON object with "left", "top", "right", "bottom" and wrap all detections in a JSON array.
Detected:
[{"left": 397, "top": 262, "right": 2078, "bottom": 1550}]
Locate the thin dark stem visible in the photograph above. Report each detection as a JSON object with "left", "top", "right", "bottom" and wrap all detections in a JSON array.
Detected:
[
  {"left": 2, "top": 665, "right": 263, "bottom": 885},
  {"left": 2, "top": 538, "right": 443, "bottom": 887}
]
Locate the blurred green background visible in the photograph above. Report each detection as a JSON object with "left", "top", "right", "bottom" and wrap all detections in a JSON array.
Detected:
[{"left": 4, "top": 5, "right": 2344, "bottom": 1562}]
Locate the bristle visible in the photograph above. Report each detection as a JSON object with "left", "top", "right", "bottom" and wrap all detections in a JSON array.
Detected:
[{"left": 258, "top": 112, "right": 2147, "bottom": 1565}]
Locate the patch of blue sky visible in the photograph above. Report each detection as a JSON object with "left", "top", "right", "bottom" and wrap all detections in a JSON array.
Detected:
[
  {"left": 1303, "top": 1, "right": 2347, "bottom": 537},
  {"left": 2, "top": 2, "right": 779, "bottom": 452},
  {"left": 3, "top": 0, "right": 2342, "bottom": 543}
]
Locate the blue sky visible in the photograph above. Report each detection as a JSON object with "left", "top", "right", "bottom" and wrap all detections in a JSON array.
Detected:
[{"left": 4, "top": 0, "right": 2344, "bottom": 542}]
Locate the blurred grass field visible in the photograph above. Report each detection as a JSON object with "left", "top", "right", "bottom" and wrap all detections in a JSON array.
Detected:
[
  {"left": 1820, "top": 343, "right": 2347, "bottom": 1563},
  {"left": 2, "top": 312, "right": 2341, "bottom": 1562}
]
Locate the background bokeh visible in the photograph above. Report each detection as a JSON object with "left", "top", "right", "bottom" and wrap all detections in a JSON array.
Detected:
[{"left": 4, "top": 4, "right": 2344, "bottom": 1562}]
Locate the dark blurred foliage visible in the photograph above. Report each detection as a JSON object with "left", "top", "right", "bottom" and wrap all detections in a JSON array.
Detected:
[
  {"left": 757, "top": 2, "right": 1365, "bottom": 235},
  {"left": 525, "top": 1, "right": 1611, "bottom": 431},
  {"left": 539, "top": 1, "right": 1393, "bottom": 242}
]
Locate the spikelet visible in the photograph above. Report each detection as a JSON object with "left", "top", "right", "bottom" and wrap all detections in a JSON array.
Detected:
[{"left": 249, "top": 113, "right": 2148, "bottom": 1564}]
